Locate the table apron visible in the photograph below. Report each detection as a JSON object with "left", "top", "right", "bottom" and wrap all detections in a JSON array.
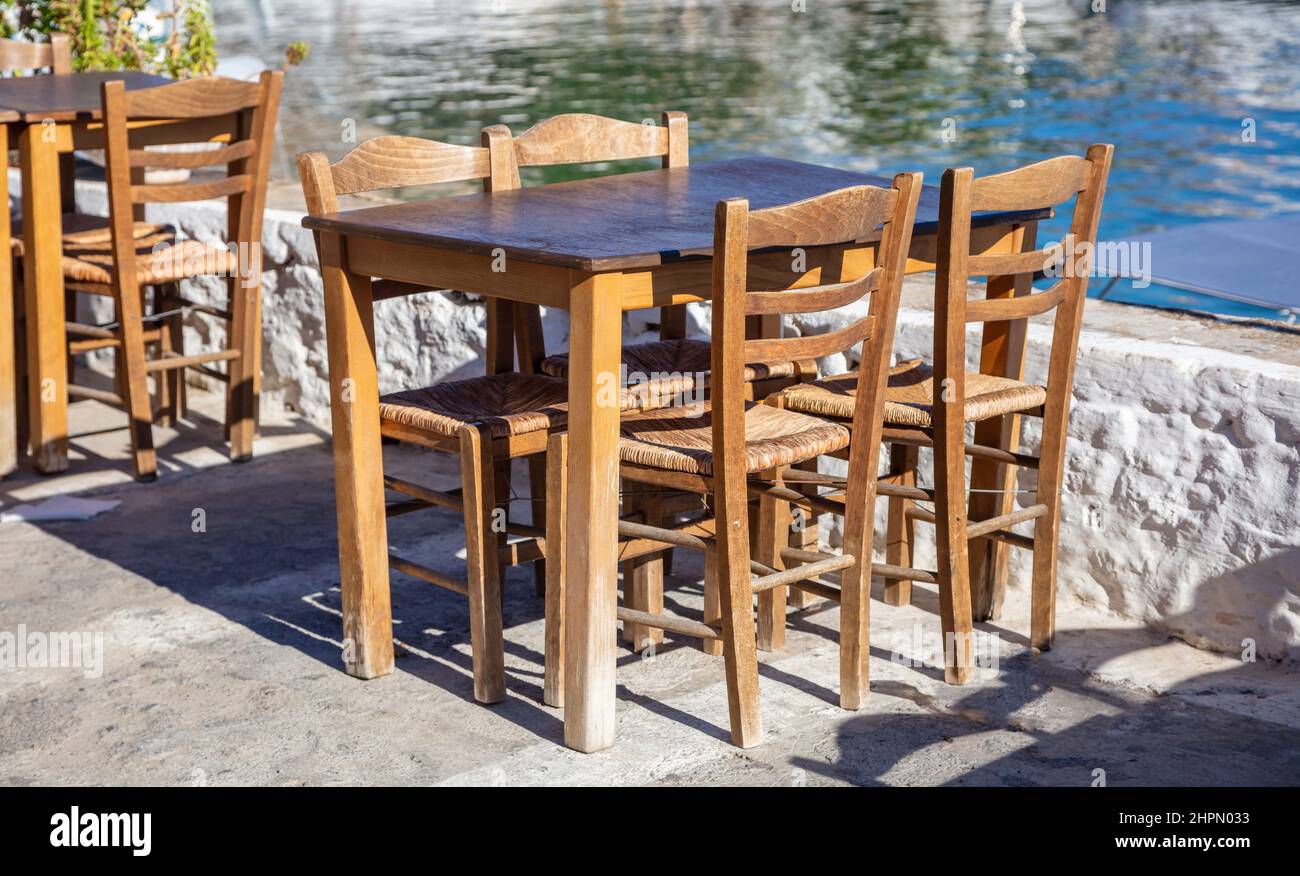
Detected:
[
  {"left": 3, "top": 115, "right": 236, "bottom": 152},
  {"left": 341, "top": 221, "right": 1023, "bottom": 313}
]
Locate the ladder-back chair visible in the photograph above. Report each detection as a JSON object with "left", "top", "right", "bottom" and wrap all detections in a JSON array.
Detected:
[
  {"left": 774, "top": 145, "right": 1114, "bottom": 681},
  {"left": 298, "top": 132, "right": 568, "bottom": 704},
  {"left": 64, "top": 73, "right": 283, "bottom": 480},
  {"left": 502, "top": 111, "right": 696, "bottom": 636},
  {"left": 544, "top": 176, "right": 922, "bottom": 745}
]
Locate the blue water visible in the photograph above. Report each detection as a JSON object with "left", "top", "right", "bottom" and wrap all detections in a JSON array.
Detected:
[{"left": 217, "top": 0, "right": 1300, "bottom": 319}]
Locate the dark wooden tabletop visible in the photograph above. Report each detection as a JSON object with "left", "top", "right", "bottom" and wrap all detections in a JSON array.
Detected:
[
  {"left": 0, "top": 71, "right": 171, "bottom": 122},
  {"left": 303, "top": 157, "right": 1051, "bottom": 272}
]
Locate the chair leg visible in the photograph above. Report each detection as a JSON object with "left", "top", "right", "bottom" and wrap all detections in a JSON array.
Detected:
[
  {"left": 542, "top": 432, "right": 567, "bottom": 707},
  {"left": 622, "top": 491, "right": 665, "bottom": 652},
  {"left": 114, "top": 281, "right": 157, "bottom": 481},
  {"left": 226, "top": 276, "right": 259, "bottom": 461},
  {"left": 715, "top": 485, "right": 763, "bottom": 748},
  {"left": 527, "top": 454, "right": 547, "bottom": 596},
  {"left": 787, "top": 458, "right": 820, "bottom": 609},
  {"left": 883, "top": 443, "right": 919, "bottom": 606},
  {"left": 701, "top": 545, "right": 723, "bottom": 657},
  {"left": 933, "top": 430, "right": 974, "bottom": 685},
  {"left": 968, "top": 412, "right": 1019, "bottom": 621},
  {"left": 152, "top": 288, "right": 173, "bottom": 427},
  {"left": 493, "top": 458, "right": 512, "bottom": 609},
  {"left": 161, "top": 282, "right": 185, "bottom": 424},
  {"left": 12, "top": 265, "right": 28, "bottom": 462},
  {"left": 756, "top": 486, "right": 789, "bottom": 652},
  {"left": 459, "top": 427, "right": 506, "bottom": 704},
  {"left": 1030, "top": 419, "right": 1067, "bottom": 651},
  {"left": 839, "top": 481, "right": 874, "bottom": 710}
]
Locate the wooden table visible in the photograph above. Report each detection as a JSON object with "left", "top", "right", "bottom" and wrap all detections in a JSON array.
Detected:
[
  {"left": 303, "top": 156, "right": 1049, "bottom": 752},
  {"left": 0, "top": 72, "right": 170, "bottom": 477}
]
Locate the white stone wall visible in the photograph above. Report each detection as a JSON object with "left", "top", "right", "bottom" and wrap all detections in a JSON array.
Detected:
[{"left": 65, "top": 188, "right": 1300, "bottom": 661}]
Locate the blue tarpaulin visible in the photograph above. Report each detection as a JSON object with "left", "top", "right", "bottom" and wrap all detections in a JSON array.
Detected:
[{"left": 1098, "top": 214, "right": 1299, "bottom": 312}]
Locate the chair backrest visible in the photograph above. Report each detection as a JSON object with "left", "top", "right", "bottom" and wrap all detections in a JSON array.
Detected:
[
  {"left": 100, "top": 72, "right": 283, "bottom": 291},
  {"left": 710, "top": 173, "right": 923, "bottom": 494},
  {"left": 504, "top": 111, "right": 690, "bottom": 359},
  {"left": 298, "top": 130, "right": 510, "bottom": 216},
  {"left": 934, "top": 144, "right": 1113, "bottom": 423},
  {"left": 509, "top": 111, "right": 688, "bottom": 182},
  {"left": 298, "top": 127, "right": 522, "bottom": 374},
  {"left": 0, "top": 33, "right": 70, "bottom": 75}
]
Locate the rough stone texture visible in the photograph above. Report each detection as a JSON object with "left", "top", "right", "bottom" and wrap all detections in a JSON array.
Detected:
[{"left": 58, "top": 181, "right": 1300, "bottom": 662}]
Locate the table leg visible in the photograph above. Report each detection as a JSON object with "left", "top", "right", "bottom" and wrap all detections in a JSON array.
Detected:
[
  {"left": 0, "top": 123, "right": 16, "bottom": 477},
  {"left": 968, "top": 222, "right": 1036, "bottom": 620},
  {"left": 563, "top": 271, "right": 623, "bottom": 753},
  {"left": 20, "top": 123, "right": 69, "bottom": 473},
  {"left": 320, "top": 231, "right": 394, "bottom": 679}
]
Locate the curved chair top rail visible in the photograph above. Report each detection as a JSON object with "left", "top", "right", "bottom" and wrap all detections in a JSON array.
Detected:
[
  {"left": 113, "top": 74, "right": 267, "bottom": 120},
  {"left": 512, "top": 111, "right": 688, "bottom": 168},
  {"left": 323, "top": 135, "right": 492, "bottom": 197},
  {"left": 0, "top": 33, "right": 70, "bottom": 74},
  {"left": 968, "top": 154, "right": 1094, "bottom": 214},
  {"left": 746, "top": 184, "right": 900, "bottom": 250}
]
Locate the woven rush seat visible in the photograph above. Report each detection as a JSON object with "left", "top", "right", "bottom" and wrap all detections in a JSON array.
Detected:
[
  {"left": 12, "top": 213, "right": 237, "bottom": 286},
  {"left": 619, "top": 400, "right": 850, "bottom": 477},
  {"left": 542, "top": 338, "right": 800, "bottom": 399},
  {"left": 379, "top": 372, "right": 569, "bottom": 440},
  {"left": 775, "top": 358, "right": 1048, "bottom": 427}
]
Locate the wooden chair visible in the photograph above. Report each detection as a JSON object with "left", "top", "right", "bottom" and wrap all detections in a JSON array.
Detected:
[
  {"left": 298, "top": 132, "right": 574, "bottom": 705},
  {"left": 28, "top": 74, "right": 283, "bottom": 480},
  {"left": 527, "top": 112, "right": 806, "bottom": 399},
  {"left": 510, "top": 113, "right": 815, "bottom": 646},
  {"left": 543, "top": 176, "right": 922, "bottom": 745},
  {"left": 497, "top": 112, "right": 700, "bottom": 611},
  {"left": 0, "top": 32, "right": 70, "bottom": 74},
  {"left": 771, "top": 146, "right": 1114, "bottom": 681}
]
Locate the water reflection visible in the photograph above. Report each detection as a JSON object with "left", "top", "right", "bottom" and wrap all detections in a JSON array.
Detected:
[{"left": 217, "top": 0, "right": 1300, "bottom": 315}]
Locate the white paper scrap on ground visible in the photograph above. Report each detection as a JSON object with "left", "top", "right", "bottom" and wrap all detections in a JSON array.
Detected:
[{"left": 0, "top": 496, "right": 121, "bottom": 524}]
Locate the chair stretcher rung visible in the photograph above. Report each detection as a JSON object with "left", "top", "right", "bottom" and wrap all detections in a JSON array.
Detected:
[
  {"left": 67, "top": 384, "right": 123, "bottom": 405},
  {"left": 617, "top": 606, "right": 720, "bottom": 641},
  {"left": 789, "top": 578, "right": 842, "bottom": 603},
  {"left": 966, "top": 503, "right": 1048, "bottom": 539},
  {"left": 877, "top": 482, "right": 934, "bottom": 501},
  {"left": 752, "top": 553, "right": 855, "bottom": 594},
  {"left": 500, "top": 537, "right": 546, "bottom": 567},
  {"left": 748, "top": 481, "right": 844, "bottom": 516},
  {"left": 778, "top": 547, "right": 848, "bottom": 601},
  {"left": 906, "top": 505, "right": 937, "bottom": 524},
  {"left": 987, "top": 529, "right": 1035, "bottom": 550},
  {"left": 781, "top": 546, "right": 829, "bottom": 565},
  {"left": 145, "top": 348, "right": 239, "bottom": 373},
  {"left": 882, "top": 427, "right": 1042, "bottom": 466},
  {"left": 618, "top": 519, "right": 710, "bottom": 551},
  {"left": 388, "top": 553, "right": 468, "bottom": 596},
  {"left": 386, "top": 499, "right": 433, "bottom": 518},
  {"left": 383, "top": 475, "right": 464, "bottom": 513},
  {"left": 871, "top": 562, "right": 938, "bottom": 585}
]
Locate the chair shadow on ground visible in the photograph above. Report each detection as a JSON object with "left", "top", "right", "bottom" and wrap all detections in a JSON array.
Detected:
[
  {"left": 786, "top": 546, "right": 1300, "bottom": 786},
  {"left": 7, "top": 423, "right": 580, "bottom": 743},
  {"left": 12, "top": 400, "right": 1300, "bottom": 775}
]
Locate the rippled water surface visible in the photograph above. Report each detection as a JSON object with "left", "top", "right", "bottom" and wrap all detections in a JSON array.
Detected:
[{"left": 217, "top": 0, "right": 1300, "bottom": 317}]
